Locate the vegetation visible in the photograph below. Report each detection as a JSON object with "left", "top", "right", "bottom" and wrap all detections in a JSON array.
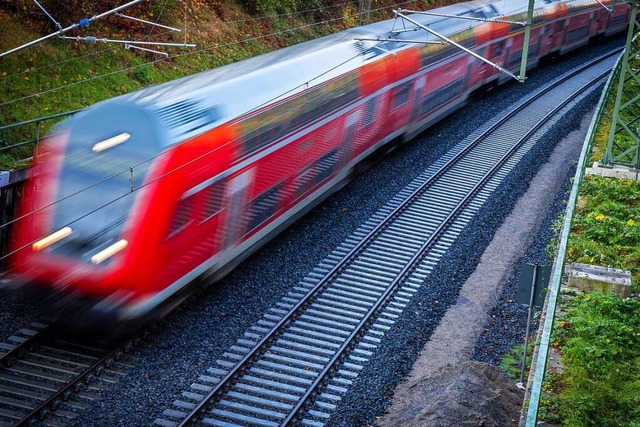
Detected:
[
  {"left": 540, "top": 61, "right": 640, "bottom": 423},
  {"left": 590, "top": 55, "right": 640, "bottom": 165},
  {"left": 567, "top": 174, "right": 640, "bottom": 286},
  {"left": 540, "top": 292, "right": 640, "bottom": 426},
  {"left": 540, "top": 175, "right": 640, "bottom": 426},
  {"left": 500, "top": 340, "right": 535, "bottom": 381}
]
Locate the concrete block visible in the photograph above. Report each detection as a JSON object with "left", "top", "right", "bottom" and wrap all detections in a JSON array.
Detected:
[
  {"left": 567, "top": 263, "right": 632, "bottom": 298},
  {"left": 586, "top": 162, "right": 640, "bottom": 181}
]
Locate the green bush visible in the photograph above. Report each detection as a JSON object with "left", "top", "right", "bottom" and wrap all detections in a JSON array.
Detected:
[{"left": 243, "top": 0, "right": 322, "bottom": 14}]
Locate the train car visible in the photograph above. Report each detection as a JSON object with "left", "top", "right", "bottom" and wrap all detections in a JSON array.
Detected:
[{"left": 10, "top": 0, "right": 630, "bottom": 328}]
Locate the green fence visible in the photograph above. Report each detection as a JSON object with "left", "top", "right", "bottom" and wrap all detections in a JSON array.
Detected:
[{"left": 522, "top": 52, "right": 624, "bottom": 426}]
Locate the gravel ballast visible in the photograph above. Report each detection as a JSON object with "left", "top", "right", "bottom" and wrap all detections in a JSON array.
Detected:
[
  {"left": 375, "top": 110, "right": 594, "bottom": 427},
  {"left": 325, "top": 70, "right": 604, "bottom": 426},
  {"left": 0, "top": 37, "right": 615, "bottom": 426}
]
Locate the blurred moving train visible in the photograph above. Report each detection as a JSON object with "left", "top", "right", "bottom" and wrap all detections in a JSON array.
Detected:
[{"left": 11, "top": 0, "right": 630, "bottom": 327}]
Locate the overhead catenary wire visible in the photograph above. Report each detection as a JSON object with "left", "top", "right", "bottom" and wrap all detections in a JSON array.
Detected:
[
  {"left": 0, "top": 0, "right": 425, "bottom": 108},
  {"left": 0, "top": 43, "right": 392, "bottom": 261},
  {"left": 0, "top": 0, "right": 145, "bottom": 59},
  {"left": 0, "top": 9, "right": 373, "bottom": 108},
  {"left": 0, "top": 0, "right": 528, "bottom": 227},
  {"left": 0, "top": 0, "right": 361, "bottom": 82},
  {"left": 0, "top": 0, "right": 537, "bottom": 86},
  {"left": 0, "top": 0, "right": 536, "bottom": 249}
]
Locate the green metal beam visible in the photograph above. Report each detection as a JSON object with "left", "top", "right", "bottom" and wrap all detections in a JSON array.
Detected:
[
  {"left": 602, "top": 1, "right": 640, "bottom": 168},
  {"left": 519, "top": 0, "right": 536, "bottom": 82}
]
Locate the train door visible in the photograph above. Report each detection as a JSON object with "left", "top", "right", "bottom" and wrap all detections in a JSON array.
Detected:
[
  {"left": 222, "top": 169, "right": 254, "bottom": 251},
  {"left": 341, "top": 111, "right": 361, "bottom": 166},
  {"left": 409, "top": 76, "right": 427, "bottom": 127},
  {"left": 468, "top": 46, "right": 492, "bottom": 90}
]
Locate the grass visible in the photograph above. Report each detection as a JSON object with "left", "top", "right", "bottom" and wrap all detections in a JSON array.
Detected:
[
  {"left": 500, "top": 340, "right": 535, "bottom": 381},
  {"left": 540, "top": 292, "right": 640, "bottom": 426},
  {"left": 567, "top": 174, "right": 640, "bottom": 287}
]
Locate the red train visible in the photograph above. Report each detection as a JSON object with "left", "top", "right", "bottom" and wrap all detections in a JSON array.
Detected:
[{"left": 11, "top": 0, "right": 630, "bottom": 327}]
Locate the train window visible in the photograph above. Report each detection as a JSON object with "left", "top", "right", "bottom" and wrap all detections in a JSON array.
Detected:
[
  {"left": 362, "top": 98, "right": 376, "bottom": 127},
  {"left": 237, "top": 73, "right": 359, "bottom": 160},
  {"left": 421, "top": 43, "right": 456, "bottom": 68},
  {"left": 201, "top": 181, "right": 225, "bottom": 223},
  {"left": 610, "top": 14, "right": 626, "bottom": 27},
  {"left": 294, "top": 163, "right": 316, "bottom": 200},
  {"left": 421, "top": 78, "right": 465, "bottom": 116},
  {"left": 315, "top": 148, "right": 341, "bottom": 185},
  {"left": 244, "top": 183, "right": 283, "bottom": 234},
  {"left": 169, "top": 195, "right": 195, "bottom": 238},
  {"left": 493, "top": 40, "right": 505, "bottom": 57},
  {"left": 506, "top": 50, "right": 523, "bottom": 69},
  {"left": 554, "top": 21, "right": 565, "bottom": 33},
  {"left": 392, "top": 83, "right": 411, "bottom": 109},
  {"left": 566, "top": 26, "right": 589, "bottom": 42}
]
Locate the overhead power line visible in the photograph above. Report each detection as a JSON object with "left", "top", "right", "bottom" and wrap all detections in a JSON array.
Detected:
[
  {"left": 1, "top": 0, "right": 197, "bottom": 60},
  {"left": 0, "top": 0, "right": 361, "bottom": 83},
  {"left": 0, "top": 0, "right": 145, "bottom": 59},
  {"left": 0, "top": 0, "right": 543, "bottom": 257}
]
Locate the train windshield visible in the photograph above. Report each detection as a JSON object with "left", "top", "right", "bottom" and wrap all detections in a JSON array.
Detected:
[{"left": 47, "top": 103, "right": 161, "bottom": 263}]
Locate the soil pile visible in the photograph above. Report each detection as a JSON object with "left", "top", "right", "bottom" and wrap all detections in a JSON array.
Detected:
[{"left": 379, "top": 360, "right": 523, "bottom": 427}]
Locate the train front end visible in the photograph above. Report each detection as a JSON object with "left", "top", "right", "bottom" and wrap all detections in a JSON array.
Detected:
[{"left": 11, "top": 101, "right": 166, "bottom": 329}]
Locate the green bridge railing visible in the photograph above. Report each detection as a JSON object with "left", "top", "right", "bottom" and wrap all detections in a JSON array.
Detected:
[
  {"left": 522, "top": 52, "right": 624, "bottom": 426},
  {"left": 0, "top": 109, "right": 79, "bottom": 164}
]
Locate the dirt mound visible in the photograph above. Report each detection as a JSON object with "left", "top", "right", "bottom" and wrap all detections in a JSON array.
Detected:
[{"left": 378, "top": 361, "right": 523, "bottom": 427}]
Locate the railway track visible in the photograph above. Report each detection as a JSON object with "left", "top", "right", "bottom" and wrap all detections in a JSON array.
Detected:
[
  {"left": 0, "top": 323, "right": 138, "bottom": 426},
  {"left": 153, "top": 49, "right": 620, "bottom": 427}
]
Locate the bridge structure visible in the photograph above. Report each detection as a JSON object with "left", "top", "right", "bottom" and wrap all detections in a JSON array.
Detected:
[{"left": 602, "top": 0, "right": 640, "bottom": 169}]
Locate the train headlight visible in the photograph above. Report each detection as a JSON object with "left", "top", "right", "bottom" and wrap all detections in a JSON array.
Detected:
[
  {"left": 90, "top": 239, "right": 128, "bottom": 264},
  {"left": 32, "top": 227, "right": 72, "bottom": 251}
]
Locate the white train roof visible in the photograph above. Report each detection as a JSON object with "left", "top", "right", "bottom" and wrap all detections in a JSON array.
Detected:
[{"left": 91, "top": 0, "right": 591, "bottom": 146}]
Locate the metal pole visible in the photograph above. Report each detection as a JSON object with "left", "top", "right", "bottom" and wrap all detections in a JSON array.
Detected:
[
  {"left": 520, "top": 264, "right": 538, "bottom": 385},
  {"left": 0, "top": 0, "right": 144, "bottom": 59},
  {"left": 519, "top": 0, "right": 536, "bottom": 82},
  {"left": 59, "top": 36, "right": 196, "bottom": 47},
  {"left": 394, "top": 10, "right": 519, "bottom": 81},
  {"left": 116, "top": 12, "right": 182, "bottom": 32},
  {"left": 355, "top": 37, "right": 444, "bottom": 44},
  {"left": 603, "top": 1, "right": 639, "bottom": 165},
  {"left": 33, "top": 0, "right": 62, "bottom": 30}
]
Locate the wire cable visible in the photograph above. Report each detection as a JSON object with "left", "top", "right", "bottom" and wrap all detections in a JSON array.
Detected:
[
  {"left": 0, "top": 0, "right": 550, "bottom": 254},
  {"left": 0, "top": 46, "right": 391, "bottom": 261},
  {"left": 0, "top": 1, "right": 407, "bottom": 108},
  {"left": 0, "top": 0, "right": 360, "bottom": 82},
  {"left": 0, "top": 0, "right": 497, "bottom": 234}
]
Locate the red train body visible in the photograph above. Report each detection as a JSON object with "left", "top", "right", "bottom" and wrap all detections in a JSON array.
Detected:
[{"left": 10, "top": 0, "right": 630, "bottom": 327}]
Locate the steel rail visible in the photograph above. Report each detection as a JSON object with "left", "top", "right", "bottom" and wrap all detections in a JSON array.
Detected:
[
  {"left": 0, "top": 323, "right": 130, "bottom": 426},
  {"left": 13, "top": 340, "right": 125, "bottom": 426},
  {"left": 175, "top": 48, "right": 621, "bottom": 427},
  {"left": 285, "top": 57, "right": 619, "bottom": 426},
  {"left": 0, "top": 324, "right": 51, "bottom": 367}
]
